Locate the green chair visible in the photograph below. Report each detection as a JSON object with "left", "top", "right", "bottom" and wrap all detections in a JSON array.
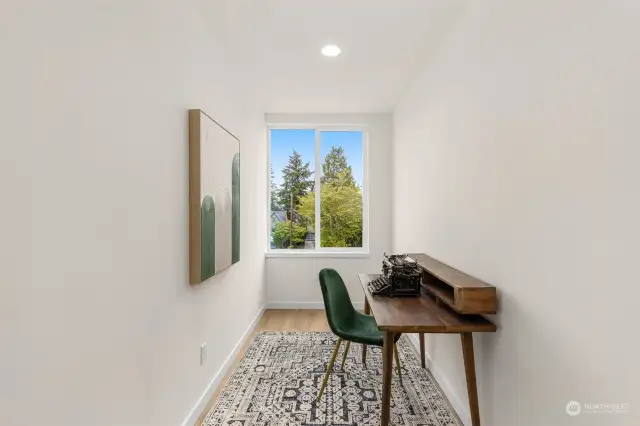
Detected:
[{"left": 317, "top": 268, "right": 402, "bottom": 401}]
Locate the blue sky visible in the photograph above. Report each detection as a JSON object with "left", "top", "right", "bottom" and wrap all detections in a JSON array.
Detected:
[{"left": 270, "top": 129, "right": 363, "bottom": 187}]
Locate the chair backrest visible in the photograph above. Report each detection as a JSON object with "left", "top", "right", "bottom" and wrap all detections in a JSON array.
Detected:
[{"left": 319, "top": 268, "right": 356, "bottom": 335}]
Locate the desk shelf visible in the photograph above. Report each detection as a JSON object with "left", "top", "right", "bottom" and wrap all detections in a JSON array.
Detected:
[
  {"left": 410, "top": 253, "right": 497, "bottom": 315},
  {"left": 421, "top": 279, "right": 456, "bottom": 309}
]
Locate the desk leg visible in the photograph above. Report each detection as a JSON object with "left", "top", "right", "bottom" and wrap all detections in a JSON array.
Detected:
[
  {"left": 461, "top": 332, "right": 481, "bottom": 426},
  {"left": 381, "top": 331, "right": 394, "bottom": 426},
  {"left": 362, "top": 298, "right": 371, "bottom": 364},
  {"left": 419, "top": 333, "right": 426, "bottom": 368}
]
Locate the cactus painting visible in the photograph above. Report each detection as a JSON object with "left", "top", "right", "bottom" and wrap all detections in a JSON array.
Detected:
[
  {"left": 189, "top": 109, "right": 240, "bottom": 284},
  {"left": 200, "top": 195, "right": 216, "bottom": 280},
  {"left": 232, "top": 153, "right": 240, "bottom": 263}
]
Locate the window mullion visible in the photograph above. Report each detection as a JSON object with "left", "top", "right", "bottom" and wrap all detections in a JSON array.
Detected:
[{"left": 314, "top": 129, "right": 321, "bottom": 250}]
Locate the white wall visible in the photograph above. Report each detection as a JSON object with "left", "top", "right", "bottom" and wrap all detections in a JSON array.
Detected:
[
  {"left": 265, "top": 113, "right": 392, "bottom": 306},
  {"left": 0, "top": 1, "right": 266, "bottom": 426},
  {"left": 393, "top": 1, "right": 639, "bottom": 425}
]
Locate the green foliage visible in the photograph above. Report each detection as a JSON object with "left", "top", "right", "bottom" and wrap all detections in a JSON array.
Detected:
[
  {"left": 298, "top": 183, "right": 362, "bottom": 248},
  {"left": 321, "top": 146, "right": 356, "bottom": 188},
  {"left": 270, "top": 162, "right": 281, "bottom": 211},
  {"left": 272, "top": 144, "right": 361, "bottom": 249},
  {"left": 273, "top": 220, "right": 308, "bottom": 248},
  {"left": 275, "top": 150, "right": 313, "bottom": 212},
  {"left": 297, "top": 190, "right": 315, "bottom": 225},
  {"left": 297, "top": 146, "right": 362, "bottom": 248}
]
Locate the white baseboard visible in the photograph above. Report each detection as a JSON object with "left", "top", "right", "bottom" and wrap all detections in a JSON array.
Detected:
[
  {"left": 182, "top": 305, "right": 265, "bottom": 426},
  {"left": 407, "top": 334, "right": 471, "bottom": 426},
  {"left": 265, "top": 301, "right": 364, "bottom": 310}
]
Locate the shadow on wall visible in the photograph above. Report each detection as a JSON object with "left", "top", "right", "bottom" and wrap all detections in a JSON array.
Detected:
[{"left": 403, "top": 0, "right": 467, "bottom": 84}]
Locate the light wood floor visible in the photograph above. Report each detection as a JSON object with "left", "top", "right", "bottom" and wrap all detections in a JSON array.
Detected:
[{"left": 195, "top": 310, "right": 331, "bottom": 425}]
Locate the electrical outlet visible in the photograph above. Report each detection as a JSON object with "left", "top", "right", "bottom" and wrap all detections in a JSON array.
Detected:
[{"left": 200, "top": 343, "right": 207, "bottom": 366}]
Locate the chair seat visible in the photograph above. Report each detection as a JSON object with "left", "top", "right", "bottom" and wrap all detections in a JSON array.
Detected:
[{"left": 333, "top": 312, "right": 401, "bottom": 346}]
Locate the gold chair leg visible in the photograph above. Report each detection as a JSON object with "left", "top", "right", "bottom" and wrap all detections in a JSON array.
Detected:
[
  {"left": 394, "top": 343, "right": 402, "bottom": 384},
  {"left": 340, "top": 341, "right": 351, "bottom": 369},
  {"left": 317, "top": 338, "right": 342, "bottom": 402}
]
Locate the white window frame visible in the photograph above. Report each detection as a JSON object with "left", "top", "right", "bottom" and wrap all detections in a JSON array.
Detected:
[{"left": 266, "top": 124, "right": 369, "bottom": 258}]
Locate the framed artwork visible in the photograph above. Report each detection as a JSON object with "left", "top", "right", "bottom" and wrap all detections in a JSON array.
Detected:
[{"left": 189, "top": 109, "right": 240, "bottom": 284}]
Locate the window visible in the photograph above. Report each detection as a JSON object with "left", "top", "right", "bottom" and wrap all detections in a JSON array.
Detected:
[{"left": 268, "top": 126, "right": 367, "bottom": 254}]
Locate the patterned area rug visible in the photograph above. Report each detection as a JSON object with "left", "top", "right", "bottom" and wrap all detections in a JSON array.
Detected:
[{"left": 203, "top": 332, "right": 461, "bottom": 426}]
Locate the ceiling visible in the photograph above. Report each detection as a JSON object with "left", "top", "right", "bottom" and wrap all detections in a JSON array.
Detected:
[{"left": 203, "top": 0, "right": 464, "bottom": 113}]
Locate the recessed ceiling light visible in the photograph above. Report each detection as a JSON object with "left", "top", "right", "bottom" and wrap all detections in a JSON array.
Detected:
[{"left": 321, "top": 44, "right": 341, "bottom": 57}]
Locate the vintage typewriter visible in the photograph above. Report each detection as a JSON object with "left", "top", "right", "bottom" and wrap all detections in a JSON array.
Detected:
[{"left": 368, "top": 253, "right": 422, "bottom": 297}]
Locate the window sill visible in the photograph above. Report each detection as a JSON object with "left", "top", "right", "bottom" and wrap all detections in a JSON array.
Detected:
[{"left": 265, "top": 251, "right": 370, "bottom": 259}]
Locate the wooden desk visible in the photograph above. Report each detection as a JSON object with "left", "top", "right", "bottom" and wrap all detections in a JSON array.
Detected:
[{"left": 358, "top": 273, "right": 497, "bottom": 426}]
